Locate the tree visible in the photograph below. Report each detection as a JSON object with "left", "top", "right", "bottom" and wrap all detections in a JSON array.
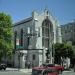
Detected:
[
  {"left": 54, "top": 43, "right": 73, "bottom": 64},
  {"left": 0, "top": 12, "right": 13, "bottom": 62}
]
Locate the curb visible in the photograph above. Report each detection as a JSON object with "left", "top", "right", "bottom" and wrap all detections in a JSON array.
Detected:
[
  {"left": 6, "top": 68, "right": 32, "bottom": 73},
  {"left": 20, "top": 69, "right": 32, "bottom": 73}
]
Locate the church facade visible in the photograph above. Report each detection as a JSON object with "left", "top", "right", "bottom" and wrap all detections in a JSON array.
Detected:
[{"left": 13, "top": 9, "right": 62, "bottom": 68}]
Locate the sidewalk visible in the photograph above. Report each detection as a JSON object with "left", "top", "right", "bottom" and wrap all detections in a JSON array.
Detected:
[
  {"left": 6, "top": 68, "right": 32, "bottom": 73},
  {"left": 20, "top": 68, "right": 32, "bottom": 73},
  {"left": 63, "top": 69, "right": 74, "bottom": 73},
  {"left": 6, "top": 68, "right": 18, "bottom": 71}
]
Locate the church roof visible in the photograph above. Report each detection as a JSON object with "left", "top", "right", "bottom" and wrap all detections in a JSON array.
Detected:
[{"left": 14, "top": 17, "right": 33, "bottom": 26}]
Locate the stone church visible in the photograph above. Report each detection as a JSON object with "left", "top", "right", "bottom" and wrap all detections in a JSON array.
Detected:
[{"left": 13, "top": 9, "right": 62, "bottom": 68}]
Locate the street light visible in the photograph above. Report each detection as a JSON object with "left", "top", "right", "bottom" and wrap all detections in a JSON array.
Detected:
[
  {"left": 17, "top": 50, "right": 24, "bottom": 70},
  {"left": 18, "top": 51, "right": 20, "bottom": 70},
  {"left": 24, "top": 25, "right": 40, "bottom": 67},
  {"left": 15, "top": 18, "right": 45, "bottom": 68}
]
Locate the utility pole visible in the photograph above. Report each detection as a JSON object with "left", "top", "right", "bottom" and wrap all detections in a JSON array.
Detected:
[{"left": 18, "top": 50, "right": 20, "bottom": 71}]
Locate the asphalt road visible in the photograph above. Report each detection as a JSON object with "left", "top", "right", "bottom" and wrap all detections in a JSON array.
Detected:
[
  {"left": 0, "top": 69, "right": 75, "bottom": 75},
  {"left": 60, "top": 70, "right": 75, "bottom": 75},
  {"left": 0, "top": 70, "right": 29, "bottom": 75}
]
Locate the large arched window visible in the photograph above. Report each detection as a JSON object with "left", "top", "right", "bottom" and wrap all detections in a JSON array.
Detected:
[{"left": 42, "top": 18, "right": 53, "bottom": 48}]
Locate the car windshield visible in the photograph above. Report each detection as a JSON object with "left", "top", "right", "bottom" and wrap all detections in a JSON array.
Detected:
[
  {"left": 47, "top": 64, "right": 54, "bottom": 67},
  {"left": 32, "top": 69, "right": 42, "bottom": 75},
  {"left": 42, "top": 64, "right": 54, "bottom": 67}
]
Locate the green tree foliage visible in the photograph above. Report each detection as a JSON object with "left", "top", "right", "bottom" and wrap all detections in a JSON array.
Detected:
[
  {"left": 0, "top": 12, "right": 13, "bottom": 61},
  {"left": 54, "top": 43, "right": 73, "bottom": 58},
  {"left": 54, "top": 43, "right": 73, "bottom": 64}
]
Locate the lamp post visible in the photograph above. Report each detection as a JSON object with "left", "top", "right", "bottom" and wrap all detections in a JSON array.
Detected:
[
  {"left": 24, "top": 23, "right": 39, "bottom": 67},
  {"left": 15, "top": 18, "right": 44, "bottom": 68},
  {"left": 18, "top": 50, "right": 20, "bottom": 70},
  {"left": 15, "top": 35, "right": 24, "bottom": 70}
]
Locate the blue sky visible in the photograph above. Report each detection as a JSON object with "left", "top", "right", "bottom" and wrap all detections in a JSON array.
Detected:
[{"left": 0, "top": 0, "right": 75, "bottom": 25}]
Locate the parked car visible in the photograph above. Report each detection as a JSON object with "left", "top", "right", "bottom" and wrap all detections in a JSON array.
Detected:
[
  {"left": 41, "top": 63, "right": 64, "bottom": 74},
  {"left": 0, "top": 63, "right": 7, "bottom": 70},
  {"left": 32, "top": 66, "right": 58, "bottom": 75}
]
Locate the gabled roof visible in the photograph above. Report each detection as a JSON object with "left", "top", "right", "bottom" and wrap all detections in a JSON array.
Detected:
[{"left": 13, "top": 17, "right": 33, "bottom": 27}]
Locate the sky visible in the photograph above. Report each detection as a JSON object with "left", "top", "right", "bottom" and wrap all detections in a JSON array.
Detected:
[{"left": 0, "top": 0, "right": 75, "bottom": 25}]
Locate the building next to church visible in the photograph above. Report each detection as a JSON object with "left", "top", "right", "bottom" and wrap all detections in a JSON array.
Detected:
[
  {"left": 61, "top": 21, "right": 75, "bottom": 53},
  {"left": 61, "top": 21, "right": 75, "bottom": 67},
  {"left": 13, "top": 9, "right": 62, "bottom": 68},
  {"left": 61, "top": 21, "right": 75, "bottom": 45}
]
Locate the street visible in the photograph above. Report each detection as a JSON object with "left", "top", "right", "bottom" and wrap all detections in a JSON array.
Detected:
[
  {"left": 0, "top": 70, "right": 29, "bottom": 75},
  {"left": 0, "top": 69, "right": 75, "bottom": 75},
  {"left": 60, "top": 70, "right": 75, "bottom": 75},
  {"left": 61, "top": 72, "right": 75, "bottom": 75},
  {"left": 0, "top": 68, "right": 31, "bottom": 75}
]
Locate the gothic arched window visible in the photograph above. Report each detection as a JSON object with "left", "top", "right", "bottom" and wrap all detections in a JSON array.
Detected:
[{"left": 42, "top": 19, "right": 53, "bottom": 48}]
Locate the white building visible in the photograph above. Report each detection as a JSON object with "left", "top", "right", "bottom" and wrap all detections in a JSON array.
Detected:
[{"left": 13, "top": 9, "right": 62, "bottom": 68}]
